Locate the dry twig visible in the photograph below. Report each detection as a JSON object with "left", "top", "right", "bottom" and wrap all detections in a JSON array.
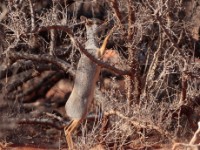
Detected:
[{"left": 172, "top": 121, "right": 200, "bottom": 150}]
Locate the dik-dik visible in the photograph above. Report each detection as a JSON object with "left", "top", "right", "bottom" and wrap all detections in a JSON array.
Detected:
[{"left": 64, "top": 17, "right": 114, "bottom": 149}]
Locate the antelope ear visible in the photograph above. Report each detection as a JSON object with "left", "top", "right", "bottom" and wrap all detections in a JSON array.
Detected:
[
  {"left": 80, "top": 16, "right": 93, "bottom": 26},
  {"left": 80, "top": 16, "right": 87, "bottom": 22}
]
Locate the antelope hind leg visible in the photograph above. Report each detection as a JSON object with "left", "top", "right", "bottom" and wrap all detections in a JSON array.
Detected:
[{"left": 64, "top": 119, "right": 80, "bottom": 150}]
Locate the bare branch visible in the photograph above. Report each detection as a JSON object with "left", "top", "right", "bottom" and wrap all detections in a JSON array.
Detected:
[
  {"left": 18, "top": 117, "right": 68, "bottom": 130},
  {"left": 49, "top": 0, "right": 58, "bottom": 55},
  {"left": 4, "top": 71, "right": 40, "bottom": 93},
  {"left": 0, "top": 60, "right": 33, "bottom": 80},
  {"left": 108, "top": 0, "right": 122, "bottom": 25},
  {"left": 190, "top": 122, "right": 200, "bottom": 145},
  {"left": 125, "top": 0, "right": 138, "bottom": 106},
  {"left": 7, "top": 51, "right": 75, "bottom": 76},
  {"left": 17, "top": 71, "right": 65, "bottom": 102},
  {"left": 28, "top": 0, "right": 35, "bottom": 31},
  {"left": 0, "top": 60, "right": 60, "bottom": 80},
  {"left": 33, "top": 25, "right": 131, "bottom": 76},
  {"left": 172, "top": 122, "right": 200, "bottom": 149},
  {"left": 104, "top": 109, "right": 172, "bottom": 139},
  {"left": 155, "top": 13, "right": 186, "bottom": 58}
]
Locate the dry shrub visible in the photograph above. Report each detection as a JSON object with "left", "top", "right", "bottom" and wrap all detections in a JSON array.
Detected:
[{"left": 0, "top": 0, "right": 200, "bottom": 149}]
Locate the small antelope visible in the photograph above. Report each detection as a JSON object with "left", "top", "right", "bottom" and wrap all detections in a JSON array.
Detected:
[{"left": 64, "top": 17, "right": 114, "bottom": 149}]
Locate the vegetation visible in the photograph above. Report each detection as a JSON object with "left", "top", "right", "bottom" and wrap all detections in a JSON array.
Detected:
[{"left": 0, "top": 0, "right": 200, "bottom": 149}]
